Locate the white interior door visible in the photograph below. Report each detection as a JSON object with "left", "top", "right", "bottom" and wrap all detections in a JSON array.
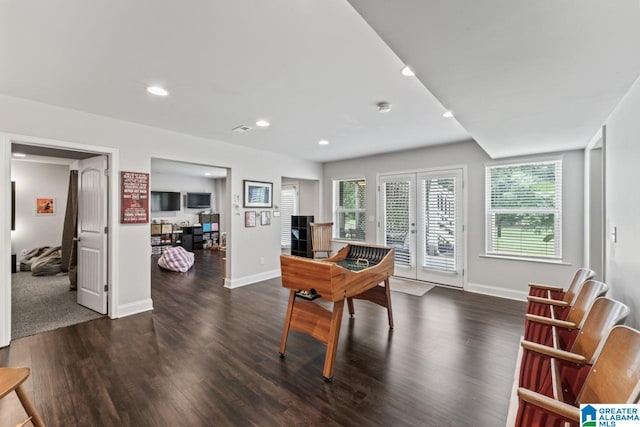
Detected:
[
  {"left": 77, "top": 155, "right": 108, "bottom": 314},
  {"left": 380, "top": 169, "right": 464, "bottom": 287},
  {"left": 380, "top": 174, "right": 416, "bottom": 279}
]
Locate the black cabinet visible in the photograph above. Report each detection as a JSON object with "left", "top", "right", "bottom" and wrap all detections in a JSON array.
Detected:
[
  {"left": 291, "top": 215, "right": 314, "bottom": 258},
  {"left": 181, "top": 226, "right": 204, "bottom": 251}
]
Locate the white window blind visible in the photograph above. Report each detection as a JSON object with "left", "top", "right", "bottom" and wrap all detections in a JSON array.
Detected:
[
  {"left": 422, "top": 176, "right": 456, "bottom": 272},
  {"left": 333, "top": 179, "right": 366, "bottom": 241},
  {"left": 486, "top": 160, "right": 562, "bottom": 258},
  {"left": 280, "top": 185, "right": 298, "bottom": 247},
  {"left": 382, "top": 179, "right": 411, "bottom": 266}
]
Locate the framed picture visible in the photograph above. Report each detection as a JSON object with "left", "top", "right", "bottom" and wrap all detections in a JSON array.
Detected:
[
  {"left": 243, "top": 180, "right": 273, "bottom": 208},
  {"left": 36, "top": 197, "right": 55, "bottom": 215},
  {"left": 245, "top": 211, "right": 257, "bottom": 227},
  {"left": 260, "top": 211, "right": 271, "bottom": 226}
]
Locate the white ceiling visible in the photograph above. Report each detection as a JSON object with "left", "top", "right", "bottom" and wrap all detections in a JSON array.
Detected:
[
  {"left": 347, "top": 0, "right": 640, "bottom": 158},
  {"left": 1, "top": 1, "right": 639, "bottom": 162}
]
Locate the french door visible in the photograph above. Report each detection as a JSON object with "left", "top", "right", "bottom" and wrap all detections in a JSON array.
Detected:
[{"left": 380, "top": 169, "right": 464, "bottom": 287}]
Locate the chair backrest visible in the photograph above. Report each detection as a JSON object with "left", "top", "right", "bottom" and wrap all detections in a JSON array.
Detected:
[
  {"left": 310, "top": 222, "right": 333, "bottom": 253},
  {"left": 563, "top": 268, "right": 597, "bottom": 303},
  {"left": 564, "top": 280, "right": 608, "bottom": 325},
  {"left": 570, "top": 297, "right": 630, "bottom": 363},
  {"left": 578, "top": 326, "right": 640, "bottom": 405}
]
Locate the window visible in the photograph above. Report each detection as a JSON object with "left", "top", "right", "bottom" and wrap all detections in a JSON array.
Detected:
[
  {"left": 333, "top": 179, "right": 366, "bottom": 241},
  {"left": 280, "top": 185, "right": 298, "bottom": 247},
  {"left": 486, "top": 160, "right": 562, "bottom": 258}
]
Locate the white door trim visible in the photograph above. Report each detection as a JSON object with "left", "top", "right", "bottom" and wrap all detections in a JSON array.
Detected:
[{"left": 0, "top": 132, "right": 120, "bottom": 347}]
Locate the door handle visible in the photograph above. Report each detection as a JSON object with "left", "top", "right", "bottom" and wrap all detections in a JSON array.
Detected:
[{"left": 73, "top": 237, "right": 81, "bottom": 242}]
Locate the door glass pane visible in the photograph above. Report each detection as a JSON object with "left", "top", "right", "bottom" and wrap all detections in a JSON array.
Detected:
[
  {"left": 422, "top": 177, "right": 456, "bottom": 272},
  {"left": 384, "top": 181, "right": 411, "bottom": 266}
]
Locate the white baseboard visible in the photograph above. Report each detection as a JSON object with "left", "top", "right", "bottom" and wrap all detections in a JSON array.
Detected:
[
  {"left": 465, "top": 282, "right": 528, "bottom": 302},
  {"left": 115, "top": 298, "right": 153, "bottom": 318},
  {"left": 224, "top": 269, "right": 280, "bottom": 289}
]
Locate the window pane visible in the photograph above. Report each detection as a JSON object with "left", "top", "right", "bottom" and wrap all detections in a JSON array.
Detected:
[
  {"left": 489, "top": 213, "right": 556, "bottom": 257},
  {"left": 338, "top": 180, "right": 365, "bottom": 209},
  {"left": 334, "top": 178, "right": 366, "bottom": 241},
  {"left": 490, "top": 163, "right": 557, "bottom": 209}
]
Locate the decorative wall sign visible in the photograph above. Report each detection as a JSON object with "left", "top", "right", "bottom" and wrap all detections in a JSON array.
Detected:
[
  {"left": 245, "top": 211, "right": 257, "bottom": 227},
  {"left": 120, "top": 171, "right": 149, "bottom": 223},
  {"left": 36, "top": 197, "right": 55, "bottom": 215}
]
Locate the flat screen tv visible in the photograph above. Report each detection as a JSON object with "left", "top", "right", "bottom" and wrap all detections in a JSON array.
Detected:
[
  {"left": 151, "top": 191, "right": 181, "bottom": 211},
  {"left": 186, "top": 192, "right": 211, "bottom": 208}
]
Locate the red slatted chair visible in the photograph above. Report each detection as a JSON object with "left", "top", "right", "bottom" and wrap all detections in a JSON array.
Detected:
[
  {"left": 519, "top": 298, "right": 629, "bottom": 401},
  {"left": 523, "top": 280, "right": 607, "bottom": 348},
  {"left": 526, "top": 268, "right": 595, "bottom": 317},
  {"left": 516, "top": 326, "right": 640, "bottom": 427}
]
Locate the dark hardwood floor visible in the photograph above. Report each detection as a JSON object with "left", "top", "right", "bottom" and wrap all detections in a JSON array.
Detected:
[{"left": 1, "top": 250, "right": 526, "bottom": 426}]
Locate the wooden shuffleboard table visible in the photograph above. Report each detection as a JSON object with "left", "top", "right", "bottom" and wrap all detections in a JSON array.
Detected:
[{"left": 279, "top": 244, "right": 395, "bottom": 380}]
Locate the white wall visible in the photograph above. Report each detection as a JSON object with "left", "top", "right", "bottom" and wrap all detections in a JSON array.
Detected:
[
  {"left": 11, "top": 160, "right": 70, "bottom": 259},
  {"left": 150, "top": 172, "right": 219, "bottom": 225},
  {"left": 0, "top": 94, "right": 322, "bottom": 346},
  {"left": 322, "top": 140, "right": 585, "bottom": 300},
  {"left": 603, "top": 76, "right": 640, "bottom": 328}
]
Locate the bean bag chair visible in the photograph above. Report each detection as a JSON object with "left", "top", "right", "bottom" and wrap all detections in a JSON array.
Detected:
[
  {"left": 20, "top": 246, "right": 63, "bottom": 276},
  {"left": 31, "top": 247, "right": 62, "bottom": 276},
  {"left": 158, "top": 246, "right": 195, "bottom": 272},
  {"left": 20, "top": 246, "right": 52, "bottom": 271}
]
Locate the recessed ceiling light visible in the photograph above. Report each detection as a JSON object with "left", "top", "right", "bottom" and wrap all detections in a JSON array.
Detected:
[
  {"left": 401, "top": 66, "right": 415, "bottom": 77},
  {"left": 256, "top": 119, "right": 270, "bottom": 127},
  {"left": 147, "top": 86, "right": 169, "bottom": 97},
  {"left": 318, "top": 140, "right": 330, "bottom": 146},
  {"left": 443, "top": 110, "right": 454, "bottom": 118},
  {"left": 204, "top": 172, "right": 212, "bottom": 176},
  {"left": 12, "top": 153, "right": 26, "bottom": 158}
]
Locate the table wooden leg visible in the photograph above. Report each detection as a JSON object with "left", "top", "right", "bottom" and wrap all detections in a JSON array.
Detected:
[
  {"left": 385, "top": 278, "right": 394, "bottom": 329},
  {"left": 323, "top": 299, "right": 345, "bottom": 380},
  {"left": 279, "top": 290, "right": 297, "bottom": 357},
  {"left": 347, "top": 297, "right": 355, "bottom": 318},
  {"left": 15, "top": 385, "right": 45, "bottom": 427}
]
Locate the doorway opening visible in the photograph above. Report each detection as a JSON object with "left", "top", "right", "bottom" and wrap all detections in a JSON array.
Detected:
[
  {"left": 149, "top": 158, "right": 229, "bottom": 284},
  {"left": 10, "top": 143, "right": 109, "bottom": 339},
  {"left": 378, "top": 168, "right": 465, "bottom": 288}
]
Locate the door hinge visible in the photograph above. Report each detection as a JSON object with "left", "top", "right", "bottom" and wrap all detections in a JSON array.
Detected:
[
  {"left": 104, "top": 284, "right": 108, "bottom": 292},
  {"left": 104, "top": 226, "right": 108, "bottom": 234},
  {"left": 104, "top": 168, "right": 110, "bottom": 176}
]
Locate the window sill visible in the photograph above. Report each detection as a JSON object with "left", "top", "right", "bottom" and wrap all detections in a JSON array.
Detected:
[
  {"left": 479, "top": 253, "right": 571, "bottom": 266},
  {"left": 332, "top": 238, "right": 366, "bottom": 245}
]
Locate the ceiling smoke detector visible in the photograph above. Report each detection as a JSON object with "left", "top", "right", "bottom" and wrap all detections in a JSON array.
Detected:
[
  {"left": 377, "top": 102, "right": 392, "bottom": 113},
  {"left": 232, "top": 125, "right": 252, "bottom": 133}
]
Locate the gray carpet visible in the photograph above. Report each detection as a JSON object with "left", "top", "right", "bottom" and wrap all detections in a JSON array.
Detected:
[
  {"left": 11, "top": 272, "right": 103, "bottom": 339},
  {"left": 389, "top": 277, "right": 435, "bottom": 296}
]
